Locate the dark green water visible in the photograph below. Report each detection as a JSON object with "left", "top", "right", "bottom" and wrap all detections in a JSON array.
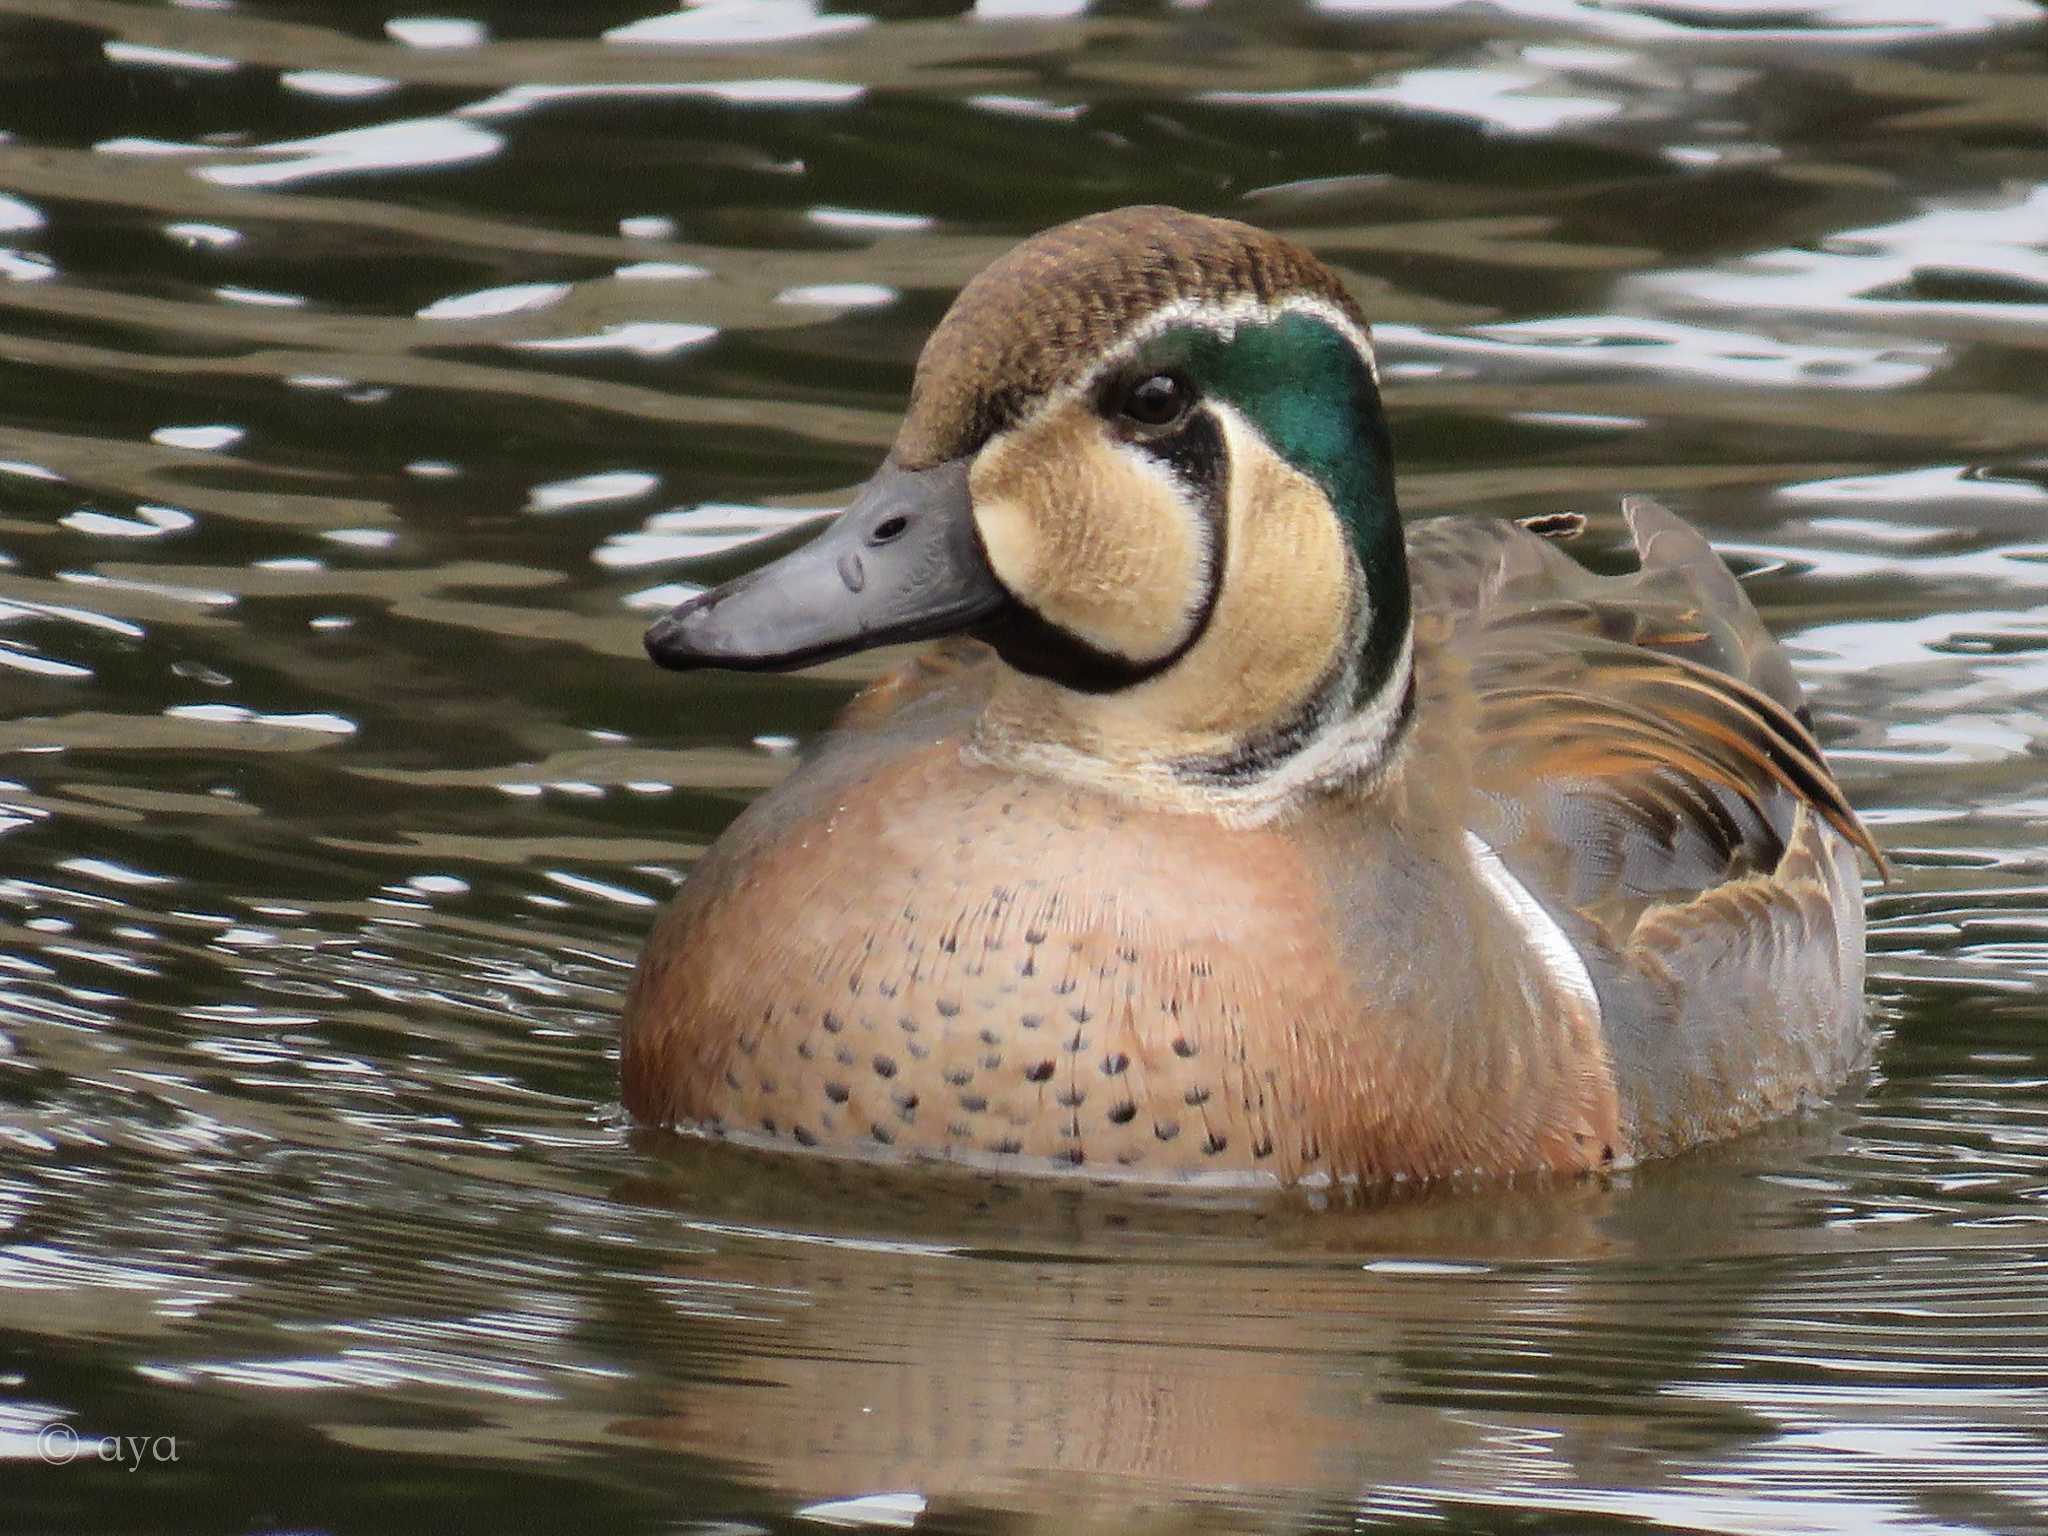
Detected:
[{"left": 3, "top": 2, "right": 2047, "bottom": 1531}]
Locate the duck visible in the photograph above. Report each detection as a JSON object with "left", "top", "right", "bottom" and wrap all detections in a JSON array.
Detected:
[{"left": 620, "top": 205, "right": 1882, "bottom": 1187}]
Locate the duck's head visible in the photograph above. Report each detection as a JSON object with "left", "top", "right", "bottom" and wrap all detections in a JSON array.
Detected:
[{"left": 647, "top": 205, "right": 1413, "bottom": 815}]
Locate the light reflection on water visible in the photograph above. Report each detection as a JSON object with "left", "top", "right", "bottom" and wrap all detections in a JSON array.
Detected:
[{"left": 2, "top": 0, "right": 2048, "bottom": 1531}]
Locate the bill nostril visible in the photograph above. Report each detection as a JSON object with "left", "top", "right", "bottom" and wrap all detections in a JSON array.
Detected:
[{"left": 870, "top": 515, "right": 909, "bottom": 544}]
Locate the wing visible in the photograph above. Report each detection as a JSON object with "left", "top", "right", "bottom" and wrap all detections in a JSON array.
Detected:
[
  {"left": 1414, "top": 498, "right": 1879, "bottom": 913},
  {"left": 1413, "top": 499, "right": 1881, "bottom": 1156}
]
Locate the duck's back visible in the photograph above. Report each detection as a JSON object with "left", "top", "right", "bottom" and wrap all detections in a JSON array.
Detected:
[{"left": 1402, "top": 499, "right": 1876, "bottom": 1159}]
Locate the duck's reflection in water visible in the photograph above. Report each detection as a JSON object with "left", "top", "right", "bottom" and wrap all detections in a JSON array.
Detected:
[{"left": 607, "top": 1131, "right": 1859, "bottom": 1528}]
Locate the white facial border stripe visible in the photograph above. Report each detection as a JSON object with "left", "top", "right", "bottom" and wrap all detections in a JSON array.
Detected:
[
  {"left": 971, "top": 623, "right": 1413, "bottom": 829},
  {"left": 1089, "top": 291, "right": 1380, "bottom": 389},
  {"left": 1212, "top": 622, "right": 1413, "bottom": 821},
  {"left": 1171, "top": 398, "right": 1407, "bottom": 818},
  {"left": 991, "top": 295, "right": 1380, "bottom": 442},
  {"left": 980, "top": 293, "right": 1379, "bottom": 471}
]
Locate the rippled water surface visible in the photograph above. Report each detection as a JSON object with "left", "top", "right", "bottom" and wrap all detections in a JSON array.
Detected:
[{"left": 3, "top": 2, "right": 2047, "bottom": 1531}]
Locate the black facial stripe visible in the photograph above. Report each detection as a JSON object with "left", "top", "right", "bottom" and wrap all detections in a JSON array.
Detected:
[
  {"left": 1136, "top": 403, "right": 1226, "bottom": 504},
  {"left": 1138, "top": 406, "right": 1227, "bottom": 663},
  {"left": 977, "top": 598, "right": 1166, "bottom": 695},
  {"left": 977, "top": 409, "right": 1230, "bottom": 696}
]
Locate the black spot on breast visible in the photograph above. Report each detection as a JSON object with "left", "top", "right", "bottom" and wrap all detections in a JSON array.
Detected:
[
  {"left": 872, "top": 1054, "right": 898, "bottom": 1079},
  {"left": 1184, "top": 1085, "right": 1210, "bottom": 1106},
  {"left": 943, "top": 1067, "right": 973, "bottom": 1087},
  {"left": 824, "top": 1082, "right": 850, "bottom": 1104},
  {"left": 1025, "top": 1059, "right": 1055, "bottom": 1082},
  {"left": 1100, "top": 1052, "right": 1129, "bottom": 1076},
  {"left": 1155, "top": 1121, "right": 1180, "bottom": 1142},
  {"left": 1202, "top": 1132, "right": 1228, "bottom": 1155},
  {"left": 959, "top": 1093, "right": 988, "bottom": 1113},
  {"left": 1107, "top": 1101, "right": 1137, "bottom": 1125}
]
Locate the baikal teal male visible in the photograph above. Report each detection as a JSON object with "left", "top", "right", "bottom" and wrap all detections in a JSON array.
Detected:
[{"left": 622, "top": 205, "right": 1881, "bottom": 1188}]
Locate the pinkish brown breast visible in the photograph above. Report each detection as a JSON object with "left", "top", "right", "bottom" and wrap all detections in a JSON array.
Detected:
[{"left": 621, "top": 732, "right": 1621, "bottom": 1185}]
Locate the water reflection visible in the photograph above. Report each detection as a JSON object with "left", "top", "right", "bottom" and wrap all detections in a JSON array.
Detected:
[{"left": 3, "top": 0, "right": 2048, "bottom": 1531}]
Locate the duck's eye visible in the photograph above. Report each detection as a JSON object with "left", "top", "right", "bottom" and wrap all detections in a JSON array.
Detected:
[{"left": 1117, "top": 373, "right": 1192, "bottom": 430}]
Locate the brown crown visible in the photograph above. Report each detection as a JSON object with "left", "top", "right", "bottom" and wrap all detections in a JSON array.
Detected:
[{"left": 893, "top": 206, "right": 1369, "bottom": 469}]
